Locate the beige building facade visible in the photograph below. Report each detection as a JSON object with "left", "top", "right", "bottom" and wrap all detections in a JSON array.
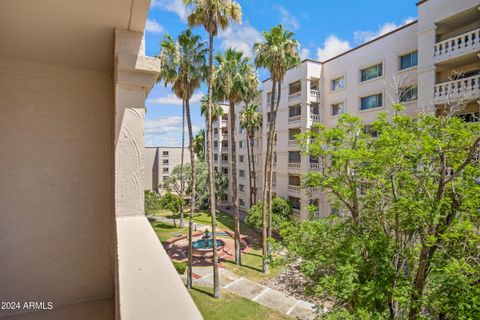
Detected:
[
  {"left": 145, "top": 146, "right": 191, "bottom": 193},
  {"left": 218, "top": 0, "right": 480, "bottom": 219},
  {"left": 0, "top": 1, "right": 201, "bottom": 319}
]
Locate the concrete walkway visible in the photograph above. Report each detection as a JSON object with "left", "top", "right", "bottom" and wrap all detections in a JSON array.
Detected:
[{"left": 181, "top": 266, "right": 318, "bottom": 320}]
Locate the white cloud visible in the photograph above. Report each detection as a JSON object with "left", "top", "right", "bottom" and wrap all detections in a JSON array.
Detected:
[
  {"left": 145, "top": 19, "right": 165, "bottom": 34},
  {"left": 151, "top": 0, "right": 187, "bottom": 21},
  {"left": 218, "top": 23, "right": 262, "bottom": 57},
  {"left": 316, "top": 35, "right": 351, "bottom": 61},
  {"left": 149, "top": 92, "right": 204, "bottom": 105},
  {"left": 354, "top": 17, "right": 415, "bottom": 44},
  {"left": 274, "top": 5, "right": 300, "bottom": 30},
  {"left": 299, "top": 47, "right": 311, "bottom": 60},
  {"left": 144, "top": 116, "right": 204, "bottom": 147}
]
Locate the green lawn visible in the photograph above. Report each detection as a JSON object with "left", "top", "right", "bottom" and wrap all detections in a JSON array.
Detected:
[
  {"left": 150, "top": 209, "right": 285, "bottom": 283},
  {"left": 189, "top": 286, "right": 293, "bottom": 320}
]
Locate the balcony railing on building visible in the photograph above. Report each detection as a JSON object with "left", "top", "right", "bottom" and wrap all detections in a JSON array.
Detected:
[
  {"left": 288, "top": 162, "right": 300, "bottom": 170},
  {"left": 310, "top": 114, "right": 321, "bottom": 123},
  {"left": 288, "top": 115, "right": 301, "bottom": 126},
  {"left": 309, "top": 163, "right": 322, "bottom": 171},
  {"left": 433, "top": 75, "right": 480, "bottom": 104},
  {"left": 310, "top": 89, "right": 321, "bottom": 101},
  {"left": 292, "top": 208, "right": 301, "bottom": 216},
  {"left": 288, "top": 139, "right": 299, "bottom": 147},
  {"left": 288, "top": 91, "right": 302, "bottom": 102},
  {"left": 221, "top": 120, "right": 228, "bottom": 126},
  {"left": 221, "top": 160, "right": 228, "bottom": 166},
  {"left": 288, "top": 185, "right": 301, "bottom": 194},
  {"left": 307, "top": 187, "right": 321, "bottom": 196},
  {"left": 434, "top": 28, "right": 480, "bottom": 62}
]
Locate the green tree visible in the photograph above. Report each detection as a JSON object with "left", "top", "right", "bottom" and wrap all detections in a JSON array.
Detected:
[
  {"left": 184, "top": 0, "right": 242, "bottom": 298},
  {"left": 164, "top": 162, "right": 228, "bottom": 210},
  {"left": 253, "top": 24, "right": 300, "bottom": 273},
  {"left": 159, "top": 192, "right": 184, "bottom": 227},
  {"left": 214, "top": 48, "right": 256, "bottom": 265},
  {"left": 193, "top": 129, "right": 205, "bottom": 161},
  {"left": 157, "top": 29, "right": 207, "bottom": 288},
  {"left": 246, "top": 196, "right": 292, "bottom": 233},
  {"left": 240, "top": 104, "right": 262, "bottom": 205},
  {"left": 281, "top": 106, "right": 480, "bottom": 319},
  {"left": 144, "top": 190, "right": 162, "bottom": 215}
]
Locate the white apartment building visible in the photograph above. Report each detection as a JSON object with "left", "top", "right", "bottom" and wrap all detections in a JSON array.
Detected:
[
  {"left": 219, "top": 0, "right": 480, "bottom": 220},
  {"left": 145, "top": 146, "right": 191, "bottom": 193}
]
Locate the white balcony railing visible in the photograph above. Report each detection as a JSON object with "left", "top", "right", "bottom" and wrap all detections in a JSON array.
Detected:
[
  {"left": 310, "top": 114, "right": 321, "bottom": 123},
  {"left": 433, "top": 75, "right": 480, "bottom": 104},
  {"left": 293, "top": 208, "right": 301, "bottom": 216},
  {"left": 307, "top": 187, "right": 321, "bottom": 196},
  {"left": 221, "top": 160, "right": 228, "bottom": 166},
  {"left": 288, "top": 139, "right": 298, "bottom": 147},
  {"left": 288, "top": 162, "right": 301, "bottom": 170},
  {"left": 288, "top": 115, "right": 301, "bottom": 126},
  {"left": 288, "top": 185, "right": 301, "bottom": 193},
  {"left": 310, "top": 89, "right": 321, "bottom": 101},
  {"left": 434, "top": 28, "right": 480, "bottom": 61},
  {"left": 288, "top": 91, "right": 302, "bottom": 101},
  {"left": 221, "top": 120, "right": 228, "bottom": 126},
  {"left": 309, "top": 163, "right": 322, "bottom": 171}
]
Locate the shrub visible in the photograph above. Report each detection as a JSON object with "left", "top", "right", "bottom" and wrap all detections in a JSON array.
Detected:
[
  {"left": 144, "top": 190, "right": 162, "bottom": 215},
  {"left": 173, "top": 261, "right": 187, "bottom": 274}
]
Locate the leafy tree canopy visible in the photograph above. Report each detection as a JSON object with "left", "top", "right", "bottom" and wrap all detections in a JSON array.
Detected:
[{"left": 246, "top": 196, "right": 293, "bottom": 233}]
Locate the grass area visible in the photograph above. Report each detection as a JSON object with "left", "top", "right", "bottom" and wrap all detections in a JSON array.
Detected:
[
  {"left": 189, "top": 286, "right": 293, "bottom": 320},
  {"left": 150, "top": 208, "right": 286, "bottom": 283}
]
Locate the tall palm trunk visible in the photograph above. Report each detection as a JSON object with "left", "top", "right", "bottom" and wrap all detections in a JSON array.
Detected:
[
  {"left": 179, "top": 100, "right": 185, "bottom": 228},
  {"left": 250, "top": 130, "right": 257, "bottom": 204},
  {"left": 207, "top": 33, "right": 220, "bottom": 299},
  {"left": 229, "top": 101, "right": 241, "bottom": 265},
  {"left": 260, "top": 79, "right": 277, "bottom": 273},
  {"left": 185, "top": 95, "right": 196, "bottom": 289},
  {"left": 246, "top": 130, "right": 254, "bottom": 205}
]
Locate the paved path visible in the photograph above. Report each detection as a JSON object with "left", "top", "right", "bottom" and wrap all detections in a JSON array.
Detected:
[{"left": 181, "top": 266, "right": 319, "bottom": 320}]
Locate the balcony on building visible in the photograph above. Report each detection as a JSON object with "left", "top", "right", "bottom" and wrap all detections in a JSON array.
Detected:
[
  {"left": 433, "top": 72, "right": 480, "bottom": 104},
  {"left": 310, "top": 102, "right": 321, "bottom": 123},
  {"left": 288, "top": 128, "right": 301, "bottom": 148},
  {"left": 288, "top": 175, "right": 301, "bottom": 195},
  {"left": 288, "top": 104, "right": 302, "bottom": 126},
  {"left": 288, "top": 80, "right": 302, "bottom": 102},
  {"left": 309, "top": 79, "right": 321, "bottom": 102},
  {"left": 288, "top": 151, "right": 301, "bottom": 171},
  {"left": 266, "top": 91, "right": 277, "bottom": 106},
  {"left": 433, "top": 6, "right": 480, "bottom": 64},
  {"left": 288, "top": 196, "right": 301, "bottom": 216},
  {"left": 309, "top": 157, "right": 322, "bottom": 171}
]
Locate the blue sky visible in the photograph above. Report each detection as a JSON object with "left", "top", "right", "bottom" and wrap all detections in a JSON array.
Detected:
[{"left": 144, "top": 0, "right": 418, "bottom": 147}]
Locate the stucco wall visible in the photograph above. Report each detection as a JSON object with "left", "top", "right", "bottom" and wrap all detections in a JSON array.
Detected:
[{"left": 0, "top": 59, "right": 114, "bottom": 317}]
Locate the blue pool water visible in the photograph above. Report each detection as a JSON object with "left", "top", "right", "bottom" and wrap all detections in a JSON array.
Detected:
[{"left": 192, "top": 239, "right": 224, "bottom": 249}]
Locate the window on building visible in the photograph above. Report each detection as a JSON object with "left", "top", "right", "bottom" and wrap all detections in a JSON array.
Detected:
[
  {"left": 222, "top": 168, "right": 228, "bottom": 175},
  {"left": 239, "top": 140, "right": 245, "bottom": 148},
  {"left": 331, "top": 76, "right": 345, "bottom": 90},
  {"left": 214, "top": 141, "right": 218, "bottom": 148},
  {"left": 162, "top": 151, "right": 169, "bottom": 157},
  {"left": 289, "top": 129, "right": 301, "bottom": 140},
  {"left": 288, "top": 151, "right": 301, "bottom": 163},
  {"left": 288, "top": 196, "right": 301, "bottom": 210},
  {"left": 214, "top": 166, "right": 218, "bottom": 172},
  {"left": 360, "top": 63, "right": 383, "bottom": 82},
  {"left": 239, "top": 184, "right": 245, "bottom": 192},
  {"left": 214, "top": 154, "right": 218, "bottom": 161},
  {"left": 214, "top": 128, "right": 218, "bottom": 135},
  {"left": 163, "top": 159, "right": 169, "bottom": 165},
  {"left": 267, "top": 112, "right": 272, "bottom": 123},
  {"left": 364, "top": 125, "right": 378, "bottom": 138},
  {"left": 289, "top": 81, "right": 301, "bottom": 94},
  {"left": 360, "top": 93, "right": 383, "bottom": 110},
  {"left": 331, "top": 102, "right": 345, "bottom": 116},
  {"left": 288, "top": 175, "right": 301, "bottom": 186},
  {"left": 239, "top": 170, "right": 245, "bottom": 177},
  {"left": 458, "top": 112, "right": 480, "bottom": 123},
  {"left": 399, "top": 86, "right": 418, "bottom": 103},
  {"left": 222, "top": 141, "right": 228, "bottom": 148},
  {"left": 239, "top": 198, "right": 245, "bottom": 207},
  {"left": 309, "top": 156, "right": 319, "bottom": 163},
  {"left": 310, "top": 103, "right": 320, "bottom": 115},
  {"left": 222, "top": 154, "right": 228, "bottom": 162},
  {"left": 163, "top": 167, "right": 169, "bottom": 173},
  {"left": 289, "top": 105, "right": 302, "bottom": 117},
  {"left": 399, "top": 51, "right": 418, "bottom": 70},
  {"left": 239, "top": 155, "right": 245, "bottom": 163}
]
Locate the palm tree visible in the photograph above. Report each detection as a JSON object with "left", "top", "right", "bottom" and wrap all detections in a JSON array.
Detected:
[
  {"left": 184, "top": 0, "right": 242, "bottom": 298},
  {"left": 253, "top": 24, "right": 300, "bottom": 273},
  {"left": 157, "top": 30, "right": 207, "bottom": 288},
  {"left": 192, "top": 129, "right": 205, "bottom": 161},
  {"left": 240, "top": 104, "right": 262, "bottom": 206},
  {"left": 214, "top": 48, "right": 254, "bottom": 265}
]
